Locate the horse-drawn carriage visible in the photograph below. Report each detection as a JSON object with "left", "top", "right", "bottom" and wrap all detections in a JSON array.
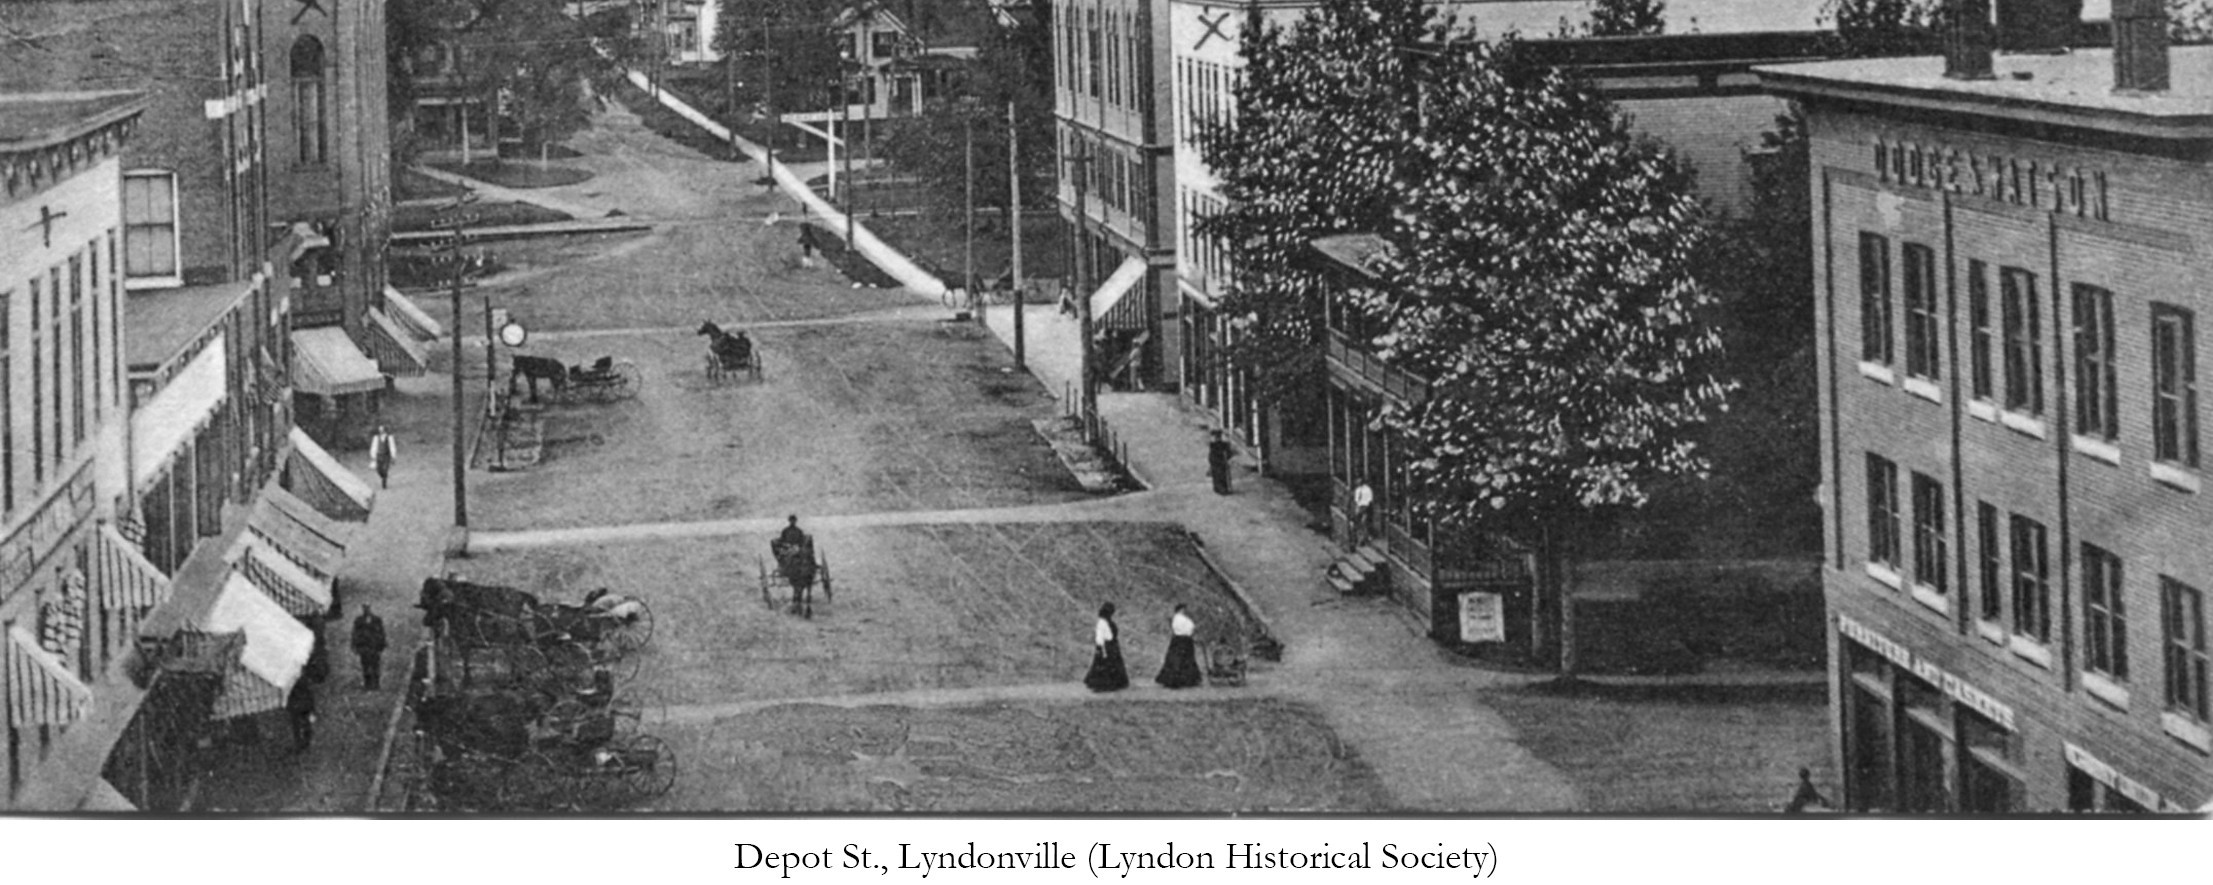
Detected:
[
  {"left": 419, "top": 576, "right": 654, "bottom": 686},
  {"left": 509, "top": 354, "right": 642, "bottom": 404},
  {"left": 758, "top": 529, "right": 832, "bottom": 618},
  {"left": 696, "top": 321, "right": 763, "bottom": 382},
  {"left": 412, "top": 681, "right": 674, "bottom": 811}
]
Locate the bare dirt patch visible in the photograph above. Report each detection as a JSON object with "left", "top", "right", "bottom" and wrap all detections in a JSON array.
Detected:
[
  {"left": 445, "top": 522, "right": 1266, "bottom": 708},
  {"left": 654, "top": 698, "right": 1388, "bottom": 812},
  {"left": 467, "top": 322, "right": 1084, "bottom": 530}
]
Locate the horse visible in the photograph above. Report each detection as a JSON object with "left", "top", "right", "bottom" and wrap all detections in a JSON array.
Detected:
[
  {"left": 509, "top": 354, "right": 569, "bottom": 403},
  {"left": 695, "top": 321, "right": 755, "bottom": 381}
]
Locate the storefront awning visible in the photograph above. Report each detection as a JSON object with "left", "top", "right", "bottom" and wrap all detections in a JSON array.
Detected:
[
  {"left": 286, "top": 221, "right": 331, "bottom": 261},
  {"left": 227, "top": 534, "right": 333, "bottom": 620},
  {"left": 284, "top": 427, "right": 375, "bottom": 522},
  {"left": 363, "top": 307, "right": 429, "bottom": 377},
  {"left": 202, "top": 573, "right": 313, "bottom": 720},
  {"left": 260, "top": 487, "right": 354, "bottom": 562},
  {"left": 382, "top": 285, "right": 443, "bottom": 341},
  {"left": 5, "top": 626, "right": 93, "bottom": 728},
  {"left": 94, "top": 523, "right": 170, "bottom": 610},
  {"left": 290, "top": 327, "right": 384, "bottom": 397},
  {"left": 1090, "top": 255, "right": 1150, "bottom": 331},
  {"left": 130, "top": 336, "right": 226, "bottom": 488}
]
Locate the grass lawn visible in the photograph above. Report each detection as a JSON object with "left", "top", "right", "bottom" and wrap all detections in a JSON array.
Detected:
[
  {"left": 654, "top": 697, "right": 1388, "bottom": 812},
  {"left": 1482, "top": 679, "right": 1835, "bottom": 813},
  {"left": 429, "top": 160, "right": 595, "bottom": 189},
  {"left": 868, "top": 213, "right": 1072, "bottom": 292}
]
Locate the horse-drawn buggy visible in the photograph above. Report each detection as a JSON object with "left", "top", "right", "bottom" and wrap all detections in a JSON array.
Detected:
[
  {"left": 510, "top": 353, "right": 643, "bottom": 404},
  {"left": 758, "top": 522, "right": 832, "bottom": 618},
  {"left": 408, "top": 577, "right": 672, "bottom": 810},
  {"left": 412, "top": 680, "right": 675, "bottom": 811},
  {"left": 696, "top": 321, "right": 763, "bottom": 382},
  {"left": 419, "top": 576, "right": 654, "bottom": 688}
]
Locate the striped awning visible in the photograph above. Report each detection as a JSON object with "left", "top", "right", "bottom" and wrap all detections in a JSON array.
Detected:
[
  {"left": 290, "top": 326, "right": 384, "bottom": 397},
  {"left": 382, "top": 285, "right": 443, "bottom": 340},
  {"left": 227, "top": 535, "right": 333, "bottom": 620},
  {"left": 202, "top": 574, "right": 313, "bottom": 720},
  {"left": 6, "top": 625, "right": 92, "bottom": 728},
  {"left": 264, "top": 486, "right": 356, "bottom": 551},
  {"left": 248, "top": 495, "right": 344, "bottom": 582},
  {"left": 363, "top": 307, "right": 428, "bottom": 377},
  {"left": 1090, "top": 256, "right": 1151, "bottom": 332},
  {"left": 95, "top": 523, "right": 170, "bottom": 610},
  {"left": 284, "top": 427, "right": 374, "bottom": 522}
]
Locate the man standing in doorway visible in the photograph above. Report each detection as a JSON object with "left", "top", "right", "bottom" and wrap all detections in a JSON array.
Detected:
[
  {"left": 370, "top": 425, "right": 398, "bottom": 489},
  {"left": 351, "top": 605, "right": 388, "bottom": 690},
  {"left": 1207, "top": 431, "right": 1235, "bottom": 495}
]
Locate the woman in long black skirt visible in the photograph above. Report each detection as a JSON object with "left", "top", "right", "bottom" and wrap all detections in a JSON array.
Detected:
[
  {"left": 1083, "top": 602, "right": 1130, "bottom": 691},
  {"left": 1155, "top": 604, "right": 1202, "bottom": 688}
]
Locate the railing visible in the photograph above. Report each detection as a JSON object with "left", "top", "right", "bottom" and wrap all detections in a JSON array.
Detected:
[
  {"left": 1325, "top": 331, "right": 1429, "bottom": 406},
  {"left": 1064, "top": 381, "right": 1134, "bottom": 486}
]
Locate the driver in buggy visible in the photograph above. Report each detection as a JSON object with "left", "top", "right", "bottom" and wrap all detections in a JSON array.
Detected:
[
  {"left": 568, "top": 356, "right": 615, "bottom": 384},
  {"left": 772, "top": 515, "right": 811, "bottom": 557},
  {"left": 718, "top": 330, "right": 753, "bottom": 368}
]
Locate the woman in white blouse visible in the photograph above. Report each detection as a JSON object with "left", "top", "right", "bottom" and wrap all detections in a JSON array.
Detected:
[
  {"left": 1154, "top": 604, "right": 1202, "bottom": 689},
  {"left": 1082, "top": 602, "right": 1130, "bottom": 692}
]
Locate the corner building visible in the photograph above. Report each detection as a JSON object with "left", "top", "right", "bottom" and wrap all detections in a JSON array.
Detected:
[{"left": 1761, "top": 22, "right": 2213, "bottom": 811}]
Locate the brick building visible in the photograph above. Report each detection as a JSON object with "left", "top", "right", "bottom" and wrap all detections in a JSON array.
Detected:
[
  {"left": 1, "top": 90, "right": 152, "bottom": 806},
  {"left": 262, "top": 0, "right": 419, "bottom": 451},
  {"left": 1760, "top": 2, "right": 2212, "bottom": 811},
  {"left": 1, "top": 0, "right": 381, "bottom": 811}
]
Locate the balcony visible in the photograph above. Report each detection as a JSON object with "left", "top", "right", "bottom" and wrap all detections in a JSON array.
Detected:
[{"left": 1325, "top": 331, "right": 1429, "bottom": 407}]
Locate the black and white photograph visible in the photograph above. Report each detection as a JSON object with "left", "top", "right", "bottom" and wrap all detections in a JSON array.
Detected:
[{"left": 0, "top": 0, "right": 2205, "bottom": 867}]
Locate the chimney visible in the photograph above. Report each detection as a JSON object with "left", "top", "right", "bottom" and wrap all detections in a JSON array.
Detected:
[
  {"left": 1995, "top": 0, "right": 2081, "bottom": 53},
  {"left": 1945, "top": 0, "right": 1996, "bottom": 80},
  {"left": 2112, "top": 0, "right": 2171, "bottom": 93}
]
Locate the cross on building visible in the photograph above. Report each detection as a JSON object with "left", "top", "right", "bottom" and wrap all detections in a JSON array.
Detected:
[{"left": 23, "top": 204, "right": 68, "bottom": 247}]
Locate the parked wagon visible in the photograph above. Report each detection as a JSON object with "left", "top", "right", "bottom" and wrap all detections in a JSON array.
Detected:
[{"left": 509, "top": 354, "right": 642, "bottom": 404}]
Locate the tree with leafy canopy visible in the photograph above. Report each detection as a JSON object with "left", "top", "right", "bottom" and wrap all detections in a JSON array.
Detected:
[
  {"left": 712, "top": 0, "right": 846, "bottom": 138},
  {"left": 1583, "top": 0, "right": 1667, "bottom": 36},
  {"left": 875, "top": 11, "right": 1056, "bottom": 229},
  {"left": 1819, "top": 0, "right": 1943, "bottom": 57},
  {"left": 1200, "top": 0, "right": 1729, "bottom": 667},
  {"left": 387, "top": 0, "right": 640, "bottom": 161},
  {"left": 2175, "top": 0, "right": 2213, "bottom": 42}
]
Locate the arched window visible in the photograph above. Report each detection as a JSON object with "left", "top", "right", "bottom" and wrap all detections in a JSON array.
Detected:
[{"left": 291, "top": 36, "right": 327, "bottom": 165}]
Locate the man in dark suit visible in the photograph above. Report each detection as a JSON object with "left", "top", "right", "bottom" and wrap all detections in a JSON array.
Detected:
[
  {"left": 351, "top": 605, "right": 388, "bottom": 691},
  {"left": 1207, "top": 431, "right": 1235, "bottom": 495}
]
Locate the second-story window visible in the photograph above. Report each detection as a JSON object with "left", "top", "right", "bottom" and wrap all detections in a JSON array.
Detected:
[
  {"left": 122, "top": 171, "right": 180, "bottom": 283},
  {"left": 1969, "top": 259, "right": 1994, "bottom": 401},
  {"left": 2010, "top": 514, "right": 2049, "bottom": 644},
  {"left": 1903, "top": 243, "right": 1939, "bottom": 381},
  {"left": 2074, "top": 284, "right": 2117, "bottom": 441},
  {"left": 1866, "top": 453, "right": 1899, "bottom": 576},
  {"left": 2153, "top": 304, "right": 2200, "bottom": 470},
  {"left": 1911, "top": 473, "right": 1946, "bottom": 598},
  {"left": 2001, "top": 267, "right": 2042, "bottom": 416},
  {"left": 1977, "top": 501, "right": 2002, "bottom": 623},
  {"left": 2082, "top": 544, "right": 2127, "bottom": 683},
  {"left": 2164, "top": 578, "right": 2208, "bottom": 726},
  {"left": 292, "top": 37, "right": 328, "bottom": 165},
  {"left": 1859, "top": 233, "right": 1892, "bottom": 367}
]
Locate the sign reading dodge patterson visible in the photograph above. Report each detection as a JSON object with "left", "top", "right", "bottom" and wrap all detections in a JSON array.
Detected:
[{"left": 1459, "top": 591, "right": 1505, "bottom": 643}]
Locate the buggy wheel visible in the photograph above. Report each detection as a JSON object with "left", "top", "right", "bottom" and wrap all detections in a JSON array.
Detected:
[
  {"left": 818, "top": 556, "right": 832, "bottom": 605},
  {"left": 618, "top": 734, "right": 677, "bottom": 800},
  {"left": 750, "top": 351, "right": 764, "bottom": 381},
  {"left": 758, "top": 558, "right": 775, "bottom": 610},
  {"left": 614, "top": 360, "right": 641, "bottom": 399},
  {"left": 611, "top": 599, "right": 654, "bottom": 652},
  {"left": 544, "top": 639, "right": 593, "bottom": 677}
]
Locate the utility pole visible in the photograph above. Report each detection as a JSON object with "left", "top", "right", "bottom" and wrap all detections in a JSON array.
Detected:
[
  {"left": 841, "top": 70, "right": 856, "bottom": 247},
  {"left": 760, "top": 39, "right": 777, "bottom": 188},
  {"left": 962, "top": 107, "right": 975, "bottom": 312},
  {"left": 1007, "top": 100, "right": 1024, "bottom": 368},
  {"left": 430, "top": 195, "right": 479, "bottom": 529},
  {"left": 1066, "top": 148, "right": 1095, "bottom": 427}
]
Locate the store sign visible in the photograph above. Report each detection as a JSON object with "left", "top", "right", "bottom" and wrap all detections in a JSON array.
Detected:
[
  {"left": 1839, "top": 614, "right": 2018, "bottom": 731},
  {"left": 0, "top": 466, "right": 95, "bottom": 592},
  {"left": 1874, "top": 137, "right": 2109, "bottom": 221},
  {"left": 1458, "top": 592, "right": 1505, "bottom": 643},
  {"left": 2063, "top": 742, "right": 2168, "bottom": 811}
]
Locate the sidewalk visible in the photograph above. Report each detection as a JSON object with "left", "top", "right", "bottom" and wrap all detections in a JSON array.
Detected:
[{"left": 186, "top": 374, "right": 460, "bottom": 812}]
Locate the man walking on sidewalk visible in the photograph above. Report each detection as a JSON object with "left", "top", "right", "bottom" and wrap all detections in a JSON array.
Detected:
[
  {"left": 285, "top": 682, "right": 317, "bottom": 753},
  {"left": 351, "top": 605, "right": 388, "bottom": 690},
  {"left": 1207, "top": 431, "right": 1235, "bottom": 495},
  {"left": 370, "top": 425, "right": 397, "bottom": 489}
]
